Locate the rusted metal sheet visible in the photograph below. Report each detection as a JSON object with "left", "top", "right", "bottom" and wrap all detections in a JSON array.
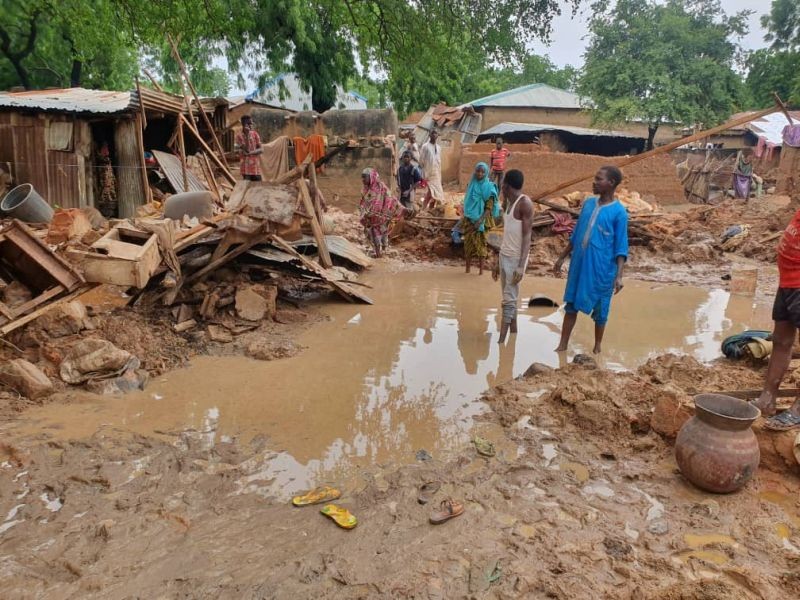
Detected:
[
  {"left": 289, "top": 235, "right": 373, "bottom": 268},
  {"left": 152, "top": 150, "right": 207, "bottom": 194},
  {"left": 0, "top": 87, "right": 227, "bottom": 119},
  {"left": 0, "top": 88, "right": 131, "bottom": 114},
  {"left": 47, "top": 149, "right": 82, "bottom": 209},
  {"left": 11, "top": 122, "right": 48, "bottom": 199}
]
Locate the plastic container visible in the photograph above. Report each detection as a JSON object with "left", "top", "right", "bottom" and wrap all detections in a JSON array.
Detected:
[{"left": 1, "top": 183, "right": 54, "bottom": 223}]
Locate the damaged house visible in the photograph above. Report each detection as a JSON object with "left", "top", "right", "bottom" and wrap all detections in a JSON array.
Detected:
[{"left": 0, "top": 87, "right": 228, "bottom": 218}]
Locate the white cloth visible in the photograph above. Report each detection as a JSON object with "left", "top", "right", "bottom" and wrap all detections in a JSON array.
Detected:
[
  {"left": 501, "top": 194, "right": 529, "bottom": 259},
  {"left": 419, "top": 142, "right": 443, "bottom": 201}
]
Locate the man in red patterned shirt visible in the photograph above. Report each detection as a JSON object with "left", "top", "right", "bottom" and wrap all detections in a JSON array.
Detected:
[
  {"left": 489, "top": 137, "right": 511, "bottom": 188},
  {"left": 235, "top": 116, "right": 263, "bottom": 181}
]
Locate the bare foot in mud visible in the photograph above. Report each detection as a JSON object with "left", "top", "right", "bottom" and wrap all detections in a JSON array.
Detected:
[
  {"left": 751, "top": 392, "right": 776, "bottom": 417},
  {"left": 593, "top": 345, "right": 602, "bottom": 354}
]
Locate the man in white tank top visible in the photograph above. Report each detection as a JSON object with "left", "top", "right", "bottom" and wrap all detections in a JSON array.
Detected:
[{"left": 494, "top": 169, "right": 534, "bottom": 343}]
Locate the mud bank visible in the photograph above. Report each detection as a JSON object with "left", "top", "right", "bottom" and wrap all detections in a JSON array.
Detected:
[
  {"left": 1, "top": 355, "right": 799, "bottom": 599},
  {"left": 1, "top": 263, "right": 799, "bottom": 598}
]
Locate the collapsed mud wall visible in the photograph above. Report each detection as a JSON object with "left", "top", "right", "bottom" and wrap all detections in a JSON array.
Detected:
[
  {"left": 317, "top": 146, "right": 394, "bottom": 211},
  {"left": 459, "top": 144, "right": 685, "bottom": 204},
  {"left": 778, "top": 146, "right": 800, "bottom": 198}
]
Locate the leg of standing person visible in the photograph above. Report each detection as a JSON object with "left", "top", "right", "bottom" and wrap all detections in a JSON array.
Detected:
[
  {"left": 556, "top": 304, "right": 579, "bottom": 352},
  {"left": 499, "top": 255, "right": 519, "bottom": 343},
  {"left": 753, "top": 287, "right": 800, "bottom": 418},
  {"left": 591, "top": 297, "right": 611, "bottom": 354}
]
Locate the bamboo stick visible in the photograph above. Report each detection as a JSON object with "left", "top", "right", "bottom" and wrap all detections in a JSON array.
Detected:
[
  {"left": 177, "top": 115, "right": 189, "bottom": 192},
  {"left": 167, "top": 34, "right": 229, "bottom": 169}
]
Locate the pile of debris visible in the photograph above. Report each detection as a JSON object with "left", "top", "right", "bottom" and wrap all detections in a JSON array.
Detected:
[{"left": 0, "top": 157, "right": 372, "bottom": 401}]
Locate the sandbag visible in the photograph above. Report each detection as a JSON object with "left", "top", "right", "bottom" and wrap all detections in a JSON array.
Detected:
[{"left": 60, "top": 338, "right": 137, "bottom": 384}]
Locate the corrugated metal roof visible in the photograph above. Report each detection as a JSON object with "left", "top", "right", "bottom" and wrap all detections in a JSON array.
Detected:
[
  {"left": 290, "top": 235, "right": 373, "bottom": 268},
  {"left": 0, "top": 87, "right": 227, "bottom": 117},
  {"left": 746, "top": 111, "right": 800, "bottom": 146},
  {"left": 0, "top": 88, "right": 133, "bottom": 114},
  {"left": 479, "top": 122, "right": 644, "bottom": 140},
  {"left": 465, "top": 84, "right": 588, "bottom": 109}
]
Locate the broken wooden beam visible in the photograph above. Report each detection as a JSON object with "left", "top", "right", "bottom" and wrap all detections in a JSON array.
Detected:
[{"left": 297, "top": 179, "right": 333, "bottom": 269}]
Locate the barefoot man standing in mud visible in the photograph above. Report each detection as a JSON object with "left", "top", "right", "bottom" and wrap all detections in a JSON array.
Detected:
[
  {"left": 554, "top": 166, "right": 628, "bottom": 354},
  {"left": 494, "top": 169, "right": 533, "bottom": 343},
  {"left": 753, "top": 206, "right": 800, "bottom": 431}
]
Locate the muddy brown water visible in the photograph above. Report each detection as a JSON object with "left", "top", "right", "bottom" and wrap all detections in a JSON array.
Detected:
[{"left": 4, "top": 266, "right": 773, "bottom": 497}]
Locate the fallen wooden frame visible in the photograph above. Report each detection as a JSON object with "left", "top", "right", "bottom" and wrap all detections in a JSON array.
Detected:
[
  {"left": 0, "top": 219, "right": 85, "bottom": 329},
  {"left": 270, "top": 236, "right": 373, "bottom": 304}
]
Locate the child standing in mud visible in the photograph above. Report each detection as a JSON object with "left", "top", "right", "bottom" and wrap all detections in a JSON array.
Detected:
[{"left": 553, "top": 166, "right": 628, "bottom": 354}]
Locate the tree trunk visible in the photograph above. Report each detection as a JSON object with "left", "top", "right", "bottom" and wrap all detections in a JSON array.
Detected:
[
  {"left": 70, "top": 59, "right": 82, "bottom": 87},
  {"left": 646, "top": 125, "right": 659, "bottom": 151},
  {"left": 8, "top": 56, "right": 31, "bottom": 89}
]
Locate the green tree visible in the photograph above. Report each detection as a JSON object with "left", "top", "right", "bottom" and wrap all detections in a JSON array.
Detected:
[
  {"left": 0, "top": 0, "right": 137, "bottom": 90},
  {"left": 763, "top": 0, "right": 800, "bottom": 49},
  {"left": 747, "top": 0, "right": 800, "bottom": 107},
  {"left": 579, "top": 0, "right": 749, "bottom": 149},
  {"left": 745, "top": 48, "right": 799, "bottom": 108},
  {"left": 2, "top": 0, "right": 584, "bottom": 112}
]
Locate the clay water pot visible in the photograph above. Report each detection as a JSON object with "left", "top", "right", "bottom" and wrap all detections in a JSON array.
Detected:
[{"left": 675, "top": 394, "right": 760, "bottom": 493}]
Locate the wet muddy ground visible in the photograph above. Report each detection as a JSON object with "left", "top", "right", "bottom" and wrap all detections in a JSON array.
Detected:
[{"left": 1, "top": 264, "right": 799, "bottom": 598}]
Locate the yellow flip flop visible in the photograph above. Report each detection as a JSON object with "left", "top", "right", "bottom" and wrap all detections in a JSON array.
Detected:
[
  {"left": 291, "top": 485, "right": 341, "bottom": 507},
  {"left": 320, "top": 504, "right": 357, "bottom": 529}
]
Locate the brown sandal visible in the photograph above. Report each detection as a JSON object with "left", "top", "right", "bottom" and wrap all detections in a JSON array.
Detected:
[{"left": 429, "top": 498, "right": 464, "bottom": 524}]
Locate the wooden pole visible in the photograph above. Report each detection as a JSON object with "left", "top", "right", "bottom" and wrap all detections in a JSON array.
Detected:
[
  {"left": 167, "top": 35, "right": 230, "bottom": 169},
  {"left": 201, "top": 152, "right": 223, "bottom": 206},
  {"left": 773, "top": 92, "right": 794, "bottom": 125},
  {"left": 182, "top": 119, "right": 237, "bottom": 185},
  {"left": 532, "top": 104, "right": 781, "bottom": 202},
  {"left": 177, "top": 115, "right": 189, "bottom": 193},
  {"left": 297, "top": 179, "right": 333, "bottom": 268},
  {"left": 141, "top": 69, "right": 163, "bottom": 92},
  {"left": 135, "top": 76, "right": 148, "bottom": 130},
  {"left": 134, "top": 113, "right": 152, "bottom": 204}
]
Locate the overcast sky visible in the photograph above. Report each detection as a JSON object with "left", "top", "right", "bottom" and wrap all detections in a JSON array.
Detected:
[
  {"left": 230, "top": 1, "right": 770, "bottom": 96},
  {"left": 529, "top": 0, "right": 769, "bottom": 67}
]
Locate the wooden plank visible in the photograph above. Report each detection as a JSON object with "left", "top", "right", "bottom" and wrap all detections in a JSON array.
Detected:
[
  {"left": 1, "top": 220, "right": 83, "bottom": 291},
  {"left": 225, "top": 180, "right": 250, "bottom": 212},
  {"left": 201, "top": 152, "right": 223, "bottom": 206},
  {"left": 134, "top": 112, "right": 152, "bottom": 205},
  {"left": 272, "top": 154, "right": 312, "bottom": 185},
  {"left": 0, "top": 301, "right": 15, "bottom": 320},
  {"left": 177, "top": 115, "right": 189, "bottom": 193},
  {"left": 182, "top": 120, "right": 236, "bottom": 185},
  {"left": 270, "top": 236, "right": 373, "bottom": 304},
  {"left": 8, "top": 285, "right": 65, "bottom": 318},
  {"left": 531, "top": 104, "right": 781, "bottom": 202},
  {"left": 297, "top": 179, "right": 333, "bottom": 268},
  {"left": 0, "top": 285, "right": 94, "bottom": 336},
  {"left": 115, "top": 118, "right": 148, "bottom": 218}
]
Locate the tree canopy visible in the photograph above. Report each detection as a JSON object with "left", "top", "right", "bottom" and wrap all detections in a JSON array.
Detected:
[
  {"left": 579, "top": 0, "right": 748, "bottom": 148},
  {"left": 745, "top": 0, "right": 800, "bottom": 108},
  {"left": 0, "top": 0, "right": 583, "bottom": 112}
]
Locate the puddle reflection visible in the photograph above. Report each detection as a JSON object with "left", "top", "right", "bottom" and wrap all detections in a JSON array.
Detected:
[{"left": 4, "top": 267, "right": 773, "bottom": 496}]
